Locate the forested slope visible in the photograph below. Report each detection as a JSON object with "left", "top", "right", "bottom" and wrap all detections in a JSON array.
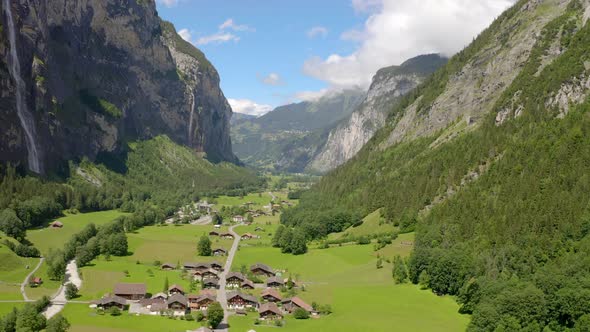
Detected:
[{"left": 283, "top": 0, "right": 590, "bottom": 330}]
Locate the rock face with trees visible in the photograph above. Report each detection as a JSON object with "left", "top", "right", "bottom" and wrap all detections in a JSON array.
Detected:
[{"left": 0, "top": 0, "right": 236, "bottom": 175}]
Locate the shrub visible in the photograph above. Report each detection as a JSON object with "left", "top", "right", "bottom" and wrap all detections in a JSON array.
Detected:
[
  {"left": 293, "top": 308, "right": 310, "bottom": 319},
  {"left": 108, "top": 307, "right": 121, "bottom": 316}
]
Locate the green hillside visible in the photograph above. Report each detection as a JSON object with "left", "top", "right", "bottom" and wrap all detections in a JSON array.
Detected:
[{"left": 283, "top": 1, "right": 590, "bottom": 330}]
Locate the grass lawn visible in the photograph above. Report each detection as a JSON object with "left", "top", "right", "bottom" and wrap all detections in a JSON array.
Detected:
[
  {"left": 0, "top": 244, "right": 39, "bottom": 284},
  {"left": 0, "top": 302, "right": 23, "bottom": 316},
  {"left": 25, "top": 260, "right": 62, "bottom": 300},
  {"left": 209, "top": 192, "right": 274, "bottom": 209},
  {"left": 0, "top": 284, "right": 23, "bottom": 300},
  {"left": 230, "top": 230, "right": 469, "bottom": 332},
  {"left": 376, "top": 232, "right": 415, "bottom": 259},
  {"left": 328, "top": 209, "right": 397, "bottom": 241},
  {"left": 27, "top": 211, "right": 128, "bottom": 255},
  {"left": 63, "top": 303, "right": 208, "bottom": 332}
]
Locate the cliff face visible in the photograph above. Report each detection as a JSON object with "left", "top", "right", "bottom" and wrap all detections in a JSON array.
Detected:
[
  {"left": 0, "top": 0, "right": 235, "bottom": 175},
  {"left": 309, "top": 54, "right": 447, "bottom": 173}
]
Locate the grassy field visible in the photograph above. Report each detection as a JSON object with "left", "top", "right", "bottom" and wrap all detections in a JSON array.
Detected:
[
  {"left": 209, "top": 192, "right": 275, "bottom": 209},
  {"left": 25, "top": 260, "right": 62, "bottom": 300},
  {"left": 328, "top": 209, "right": 397, "bottom": 241},
  {"left": 376, "top": 232, "right": 415, "bottom": 259},
  {"left": 63, "top": 303, "right": 208, "bottom": 332},
  {"left": 0, "top": 244, "right": 38, "bottom": 284},
  {"left": 27, "top": 211, "right": 128, "bottom": 255},
  {"left": 0, "top": 302, "right": 23, "bottom": 316}
]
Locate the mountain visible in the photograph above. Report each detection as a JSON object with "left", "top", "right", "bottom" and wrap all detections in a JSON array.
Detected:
[
  {"left": 231, "top": 89, "right": 365, "bottom": 173},
  {"left": 309, "top": 54, "right": 448, "bottom": 173},
  {"left": 0, "top": 0, "right": 235, "bottom": 175},
  {"left": 231, "top": 113, "right": 257, "bottom": 126},
  {"left": 284, "top": 0, "right": 590, "bottom": 330}
]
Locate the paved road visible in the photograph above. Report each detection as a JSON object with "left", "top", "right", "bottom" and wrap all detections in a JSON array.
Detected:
[
  {"left": 21, "top": 257, "right": 44, "bottom": 301},
  {"left": 215, "top": 223, "right": 242, "bottom": 331},
  {"left": 43, "top": 260, "right": 82, "bottom": 319},
  {"left": 191, "top": 215, "right": 212, "bottom": 225}
]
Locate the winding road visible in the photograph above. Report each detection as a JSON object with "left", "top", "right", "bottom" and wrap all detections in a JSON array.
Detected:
[
  {"left": 21, "top": 257, "right": 44, "bottom": 301},
  {"left": 43, "top": 259, "right": 82, "bottom": 319},
  {"left": 215, "top": 223, "right": 243, "bottom": 331}
]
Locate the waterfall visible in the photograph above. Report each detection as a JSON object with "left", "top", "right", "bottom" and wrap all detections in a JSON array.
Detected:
[
  {"left": 188, "top": 88, "right": 195, "bottom": 146},
  {"left": 3, "top": 0, "right": 42, "bottom": 174}
]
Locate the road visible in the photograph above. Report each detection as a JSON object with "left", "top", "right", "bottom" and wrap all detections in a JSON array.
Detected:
[
  {"left": 21, "top": 257, "right": 44, "bottom": 301},
  {"left": 191, "top": 215, "right": 212, "bottom": 225},
  {"left": 215, "top": 223, "right": 242, "bottom": 331},
  {"left": 268, "top": 191, "right": 277, "bottom": 201},
  {"left": 43, "top": 259, "right": 82, "bottom": 319}
]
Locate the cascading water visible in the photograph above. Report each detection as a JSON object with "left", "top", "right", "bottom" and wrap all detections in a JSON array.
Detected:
[
  {"left": 3, "top": 0, "right": 42, "bottom": 174},
  {"left": 188, "top": 88, "right": 195, "bottom": 145}
]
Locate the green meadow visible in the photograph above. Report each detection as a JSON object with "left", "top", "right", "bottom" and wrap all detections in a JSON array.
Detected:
[{"left": 0, "top": 243, "right": 38, "bottom": 283}]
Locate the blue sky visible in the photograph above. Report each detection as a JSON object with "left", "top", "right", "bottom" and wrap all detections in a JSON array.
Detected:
[{"left": 155, "top": 0, "right": 515, "bottom": 115}]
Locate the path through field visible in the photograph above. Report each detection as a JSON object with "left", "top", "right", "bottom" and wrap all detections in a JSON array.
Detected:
[
  {"left": 21, "top": 257, "right": 44, "bottom": 301},
  {"left": 43, "top": 259, "right": 82, "bottom": 319},
  {"left": 215, "top": 223, "right": 242, "bottom": 331}
]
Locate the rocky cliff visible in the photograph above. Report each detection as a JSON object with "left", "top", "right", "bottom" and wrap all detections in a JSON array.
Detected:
[
  {"left": 0, "top": 0, "right": 235, "bottom": 175},
  {"left": 309, "top": 54, "right": 447, "bottom": 173}
]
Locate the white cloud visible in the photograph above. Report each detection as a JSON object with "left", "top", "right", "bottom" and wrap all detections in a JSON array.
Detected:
[
  {"left": 307, "top": 26, "right": 329, "bottom": 39},
  {"left": 258, "top": 73, "right": 285, "bottom": 86},
  {"left": 304, "top": 0, "right": 515, "bottom": 89},
  {"left": 196, "top": 32, "right": 240, "bottom": 46},
  {"left": 177, "top": 29, "right": 192, "bottom": 42},
  {"left": 156, "top": 0, "right": 182, "bottom": 8},
  {"left": 219, "top": 18, "right": 255, "bottom": 32},
  {"left": 294, "top": 89, "right": 334, "bottom": 102},
  {"left": 228, "top": 98, "right": 273, "bottom": 117}
]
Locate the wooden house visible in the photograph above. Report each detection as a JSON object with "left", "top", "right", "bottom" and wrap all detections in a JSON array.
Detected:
[
  {"left": 210, "top": 261, "right": 223, "bottom": 271},
  {"left": 94, "top": 295, "right": 127, "bottom": 310},
  {"left": 212, "top": 248, "right": 227, "bottom": 256},
  {"left": 226, "top": 272, "right": 246, "bottom": 288},
  {"left": 50, "top": 221, "right": 63, "bottom": 228},
  {"left": 202, "top": 278, "right": 219, "bottom": 289},
  {"left": 281, "top": 297, "right": 314, "bottom": 313},
  {"left": 188, "top": 294, "right": 216, "bottom": 311},
  {"left": 166, "top": 293, "right": 188, "bottom": 313},
  {"left": 220, "top": 233, "right": 234, "bottom": 240},
  {"left": 266, "top": 276, "right": 284, "bottom": 288},
  {"left": 259, "top": 302, "right": 283, "bottom": 320},
  {"left": 227, "top": 291, "right": 259, "bottom": 310},
  {"left": 161, "top": 263, "right": 175, "bottom": 271},
  {"left": 168, "top": 284, "right": 184, "bottom": 295},
  {"left": 241, "top": 279, "right": 255, "bottom": 290},
  {"left": 209, "top": 231, "right": 220, "bottom": 236},
  {"left": 151, "top": 292, "right": 168, "bottom": 300},
  {"left": 261, "top": 288, "right": 282, "bottom": 303},
  {"left": 232, "top": 215, "right": 245, "bottom": 223},
  {"left": 250, "top": 263, "right": 275, "bottom": 277},
  {"left": 113, "top": 283, "right": 146, "bottom": 300},
  {"left": 30, "top": 277, "right": 43, "bottom": 287}
]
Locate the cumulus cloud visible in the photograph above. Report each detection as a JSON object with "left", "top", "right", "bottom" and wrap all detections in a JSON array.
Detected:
[
  {"left": 177, "top": 28, "right": 192, "bottom": 42},
  {"left": 156, "top": 0, "right": 183, "bottom": 8},
  {"left": 219, "top": 19, "right": 255, "bottom": 32},
  {"left": 307, "top": 26, "right": 329, "bottom": 39},
  {"left": 196, "top": 32, "right": 240, "bottom": 46},
  {"left": 228, "top": 98, "right": 274, "bottom": 117},
  {"left": 258, "top": 73, "right": 285, "bottom": 86},
  {"left": 304, "top": 0, "right": 515, "bottom": 89}
]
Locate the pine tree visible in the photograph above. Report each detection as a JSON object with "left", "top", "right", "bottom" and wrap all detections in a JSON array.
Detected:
[{"left": 197, "top": 235, "right": 212, "bottom": 256}]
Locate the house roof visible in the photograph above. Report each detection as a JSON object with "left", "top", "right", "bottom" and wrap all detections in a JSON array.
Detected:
[
  {"left": 140, "top": 298, "right": 166, "bottom": 306},
  {"left": 261, "top": 288, "right": 282, "bottom": 300},
  {"left": 212, "top": 248, "right": 227, "bottom": 253},
  {"left": 167, "top": 293, "right": 188, "bottom": 306},
  {"left": 151, "top": 292, "right": 168, "bottom": 299},
  {"left": 184, "top": 262, "right": 210, "bottom": 269},
  {"left": 51, "top": 221, "right": 63, "bottom": 227},
  {"left": 220, "top": 233, "right": 234, "bottom": 237},
  {"left": 227, "top": 291, "right": 258, "bottom": 304},
  {"left": 251, "top": 263, "right": 274, "bottom": 274},
  {"left": 210, "top": 261, "right": 223, "bottom": 267},
  {"left": 241, "top": 233, "right": 255, "bottom": 238},
  {"left": 226, "top": 272, "right": 246, "bottom": 281},
  {"left": 113, "top": 283, "right": 146, "bottom": 295},
  {"left": 32, "top": 277, "right": 42, "bottom": 283},
  {"left": 188, "top": 294, "right": 216, "bottom": 303},
  {"left": 266, "top": 276, "right": 284, "bottom": 285},
  {"left": 283, "top": 296, "right": 313, "bottom": 312},
  {"left": 168, "top": 284, "right": 184, "bottom": 292},
  {"left": 260, "top": 302, "right": 283, "bottom": 316},
  {"left": 150, "top": 301, "right": 168, "bottom": 312},
  {"left": 199, "top": 289, "right": 217, "bottom": 297},
  {"left": 209, "top": 231, "right": 219, "bottom": 234},
  {"left": 203, "top": 278, "right": 219, "bottom": 285},
  {"left": 96, "top": 295, "right": 127, "bottom": 306},
  {"left": 161, "top": 262, "right": 175, "bottom": 268},
  {"left": 241, "top": 279, "right": 255, "bottom": 289}
]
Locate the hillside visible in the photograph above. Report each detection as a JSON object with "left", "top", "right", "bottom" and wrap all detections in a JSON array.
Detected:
[
  {"left": 309, "top": 54, "right": 448, "bottom": 173},
  {"left": 0, "top": 0, "right": 236, "bottom": 176},
  {"left": 231, "top": 90, "right": 365, "bottom": 173},
  {"left": 284, "top": 0, "right": 590, "bottom": 330}
]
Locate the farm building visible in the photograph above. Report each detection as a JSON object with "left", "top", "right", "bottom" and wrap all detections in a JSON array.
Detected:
[
  {"left": 220, "top": 233, "right": 234, "bottom": 239},
  {"left": 261, "top": 288, "right": 282, "bottom": 303},
  {"left": 113, "top": 283, "right": 146, "bottom": 300},
  {"left": 282, "top": 297, "right": 314, "bottom": 314},
  {"left": 226, "top": 272, "right": 246, "bottom": 288},
  {"left": 250, "top": 263, "right": 275, "bottom": 277},
  {"left": 202, "top": 278, "right": 219, "bottom": 289},
  {"left": 151, "top": 292, "right": 168, "bottom": 300},
  {"left": 259, "top": 303, "right": 283, "bottom": 320},
  {"left": 212, "top": 248, "right": 227, "bottom": 256},
  {"left": 168, "top": 284, "right": 185, "bottom": 295},
  {"left": 161, "top": 263, "right": 175, "bottom": 270},
  {"left": 266, "top": 276, "right": 284, "bottom": 288},
  {"left": 94, "top": 295, "right": 127, "bottom": 310},
  {"left": 232, "top": 215, "right": 245, "bottom": 222},
  {"left": 209, "top": 231, "right": 219, "bottom": 236},
  {"left": 50, "top": 221, "right": 63, "bottom": 228},
  {"left": 241, "top": 279, "right": 255, "bottom": 290},
  {"left": 188, "top": 294, "right": 216, "bottom": 311},
  {"left": 167, "top": 293, "right": 188, "bottom": 314},
  {"left": 227, "top": 291, "right": 259, "bottom": 309}
]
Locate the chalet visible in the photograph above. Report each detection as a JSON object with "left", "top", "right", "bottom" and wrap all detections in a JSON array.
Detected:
[
  {"left": 261, "top": 288, "right": 282, "bottom": 303},
  {"left": 254, "top": 227, "right": 264, "bottom": 232},
  {"left": 266, "top": 276, "right": 284, "bottom": 288},
  {"left": 210, "top": 261, "right": 223, "bottom": 271},
  {"left": 184, "top": 262, "right": 210, "bottom": 272},
  {"left": 259, "top": 302, "right": 283, "bottom": 320},
  {"left": 220, "top": 233, "right": 234, "bottom": 240},
  {"left": 30, "top": 277, "right": 42, "bottom": 287},
  {"left": 50, "top": 221, "right": 63, "bottom": 228},
  {"left": 151, "top": 292, "right": 168, "bottom": 300},
  {"left": 200, "top": 269, "right": 219, "bottom": 281},
  {"left": 188, "top": 294, "right": 215, "bottom": 311},
  {"left": 282, "top": 297, "right": 314, "bottom": 314},
  {"left": 212, "top": 248, "right": 227, "bottom": 256},
  {"left": 226, "top": 272, "right": 246, "bottom": 288},
  {"left": 150, "top": 301, "right": 168, "bottom": 314},
  {"left": 197, "top": 202, "right": 214, "bottom": 214},
  {"left": 241, "top": 279, "right": 255, "bottom": 290},
  {"left": 113, "top": 283, "right": 146, "bottom": 300},
  {"left": 209, "top": 231, "right": 220, "bottom": 236},
  {"left": 161, "top": 263, "right": 175, "bottom": 271},
  {"left": 241, "top": 233, "right": 257, "bottom": 240},
  {"left": 202, "top": 278, "right": 219, "bottom": 289},
  {"left": 251, "top": 263, "right": 275, "bottom": 277},
  {"left": 232, "top": 215, "right": 245, "bottom": 223},
  {"left": 94, "top": 295, "right": 127, "bottom": 310},
  {"left": 168, "top": 284, "right": 185, "bottom": 295},
  {"left": 167, "top": 293, "right": 188, "bottom": 313},
  {"left": 139, "top": 298, "right": 167, "bottom": 314},
  {"left": 227, "top": 291, "right": 259, "bottom": 309}
]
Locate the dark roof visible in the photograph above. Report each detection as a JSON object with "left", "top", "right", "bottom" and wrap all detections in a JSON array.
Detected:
[
  {"left": 251, "top": 263, "right": 274, "bottom": 274},
  {"left": 283, "top": 296, "right": 313, "bottom": 312},
  {"left": 266, "top": 276, "right": 284, "bottom": 285},
  {"left": 226, "top": 272, "right": 246, "bottom": 281},
  {"left": 213, "top": 248, "right": 227, "bottom": 253},
  {"left": 97, "top": 295, "right": 127, "bottom": 306},
  {"left": 261, "top": 288, "right": 282, "bottom": 300},
  {"left": 168, "top": 284, "right": 184, "bottom": 292},
  {"left": 210, "top": 261, "right": 223, "bottom": 267},
  {"left": 184, "top": 262, "right": 210, "bottom": 269},
  {"left": 188, "top": 294, "right": 216, "bottom": 303},
  {"left": 203, "top": 278, "right": 219, "bottom": 285},
  {"left": 241, "top": 279, "right": 255, "bottom": 289},
  {"left": 113, "top": 283, "right": 146, "bottom": 295},
  {"left": 220, "top": 233, "right": 234, "bottom": 237},
  {"left": 260, "top": 302, "right": 283, "bottom": 316},
  {"left": 161, "top": 262, "right": 175, "bottom": 268},
  {"left": 140, "top": 298, "right": 165, "bottom": 306},
  {"left": 227, "top": 291, "right": 258, "bottom": 304},
  {"left": 150, "top": 302, "right": 168, "bottom": 312},
  {"left": 167, "top": 293, "right": 188, "bottom": 306}
]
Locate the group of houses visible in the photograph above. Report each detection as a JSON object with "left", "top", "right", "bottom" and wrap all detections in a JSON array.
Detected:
[
  {"left": 226, "top": 291, "right": 315, "bottom": 320},
  {"left": 208, "top": 230, "right": 260, "bottom": 241}
]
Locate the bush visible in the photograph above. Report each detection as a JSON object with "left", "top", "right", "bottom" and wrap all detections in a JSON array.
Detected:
[
  {"left": 65, "top": 283, "right": 78, "bottom": 300},
  {"left": 357, "top": 236, "right": 371, "bottom": 245},
  {"left": 293, "top": 308, "right": 310, "bottom": 319},
  {"left": 108, "top": 307, "right": 121, "bottom": 316}
]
